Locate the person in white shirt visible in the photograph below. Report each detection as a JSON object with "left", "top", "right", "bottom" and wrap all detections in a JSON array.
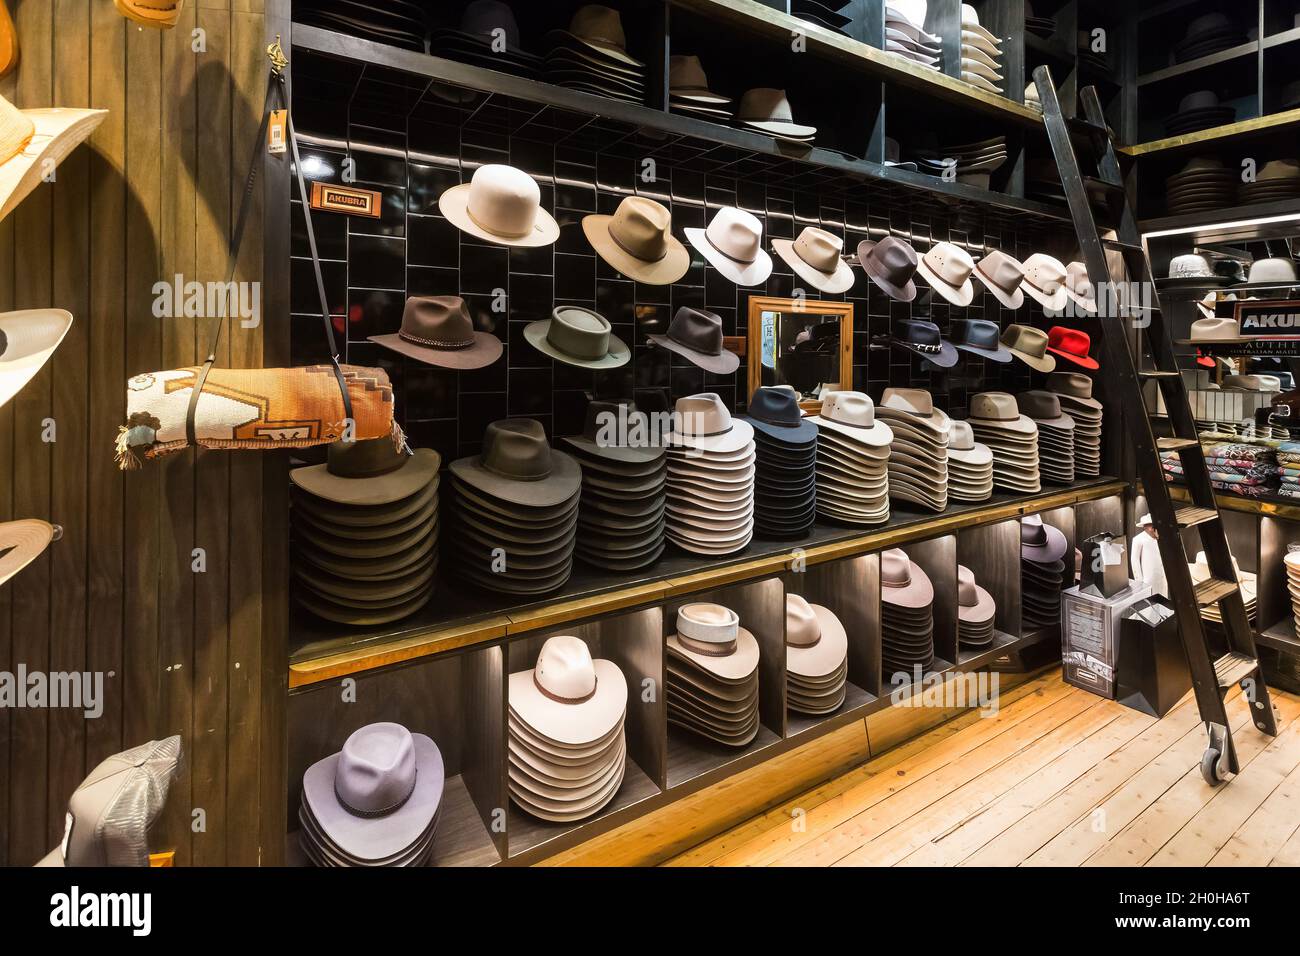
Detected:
[{"left": 1131, "top": 513, "right": 1168, "bottom": 598}]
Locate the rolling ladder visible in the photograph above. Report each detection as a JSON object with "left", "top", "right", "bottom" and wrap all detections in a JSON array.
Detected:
[{"left": 1033, "top": 66, "right": 1278, "bottom": 785}]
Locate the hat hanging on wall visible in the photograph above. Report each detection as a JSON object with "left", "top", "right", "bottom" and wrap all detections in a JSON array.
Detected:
[
  {"left": 0, "top": 0, "right": 16, "bottom": 77},
  {"left": 1000, "top": 323, "right": 1056, "bottom": 373},
  {"left": 583, "top": 195, "right": 689, "bottom": 285},
  {"left": 0, "top": 518, "right": 58, "bottom": 588},
  {"left": 771, "top": 226, "right": 856, "bottom": 293},
  {"left": 973, "top": 249, "right": 1025, "bottom": 309},
  {"left": 684, "top": 207, "right": 772, "bottom": 287},
  {"left": 368, "top": 296, "right": 502, "bottom": 370},
  {"left": 0, "top": 94, "right": 106, "bottom": 224},
  {"left": 525, "top": 305, "right": 630, "bottom": 369},
  {"left": 0, "top": 308, "right": 73, "bottom": 408},
  {"left": 647, "top": 306, "right": 739, "bottom": 374},
  {"left": 950, "top": 318, "right": 1012, "bottom": 362},
  {"left": 785, "top": 594, "right": 849, "bottom": 715},
  {"left": 666, "top": 603, "right": 761, "bottom": 747},
  {"left": 856, "top": 235, "right": 919, "bottom": 301},
  {"left": 1019, "top": 253, "right": 1069, "bottom": 310},
  {"left": 888, "top": 318, "right": 958, "bottom": 368},
  {"left": 438, "top": 163, "right": 560, "bottom": 248},
  {"left": 915, "top": 241, "right": 976, "bottom": 306},
  {"left": 736, "top": 88, "right": 817, "bottom": 142},
  {"left": 1046, "top": 325, "right": 1099, "bottom": 370},
  {"left": 115, "top": 0, "right": 185, "bottom": 29}
]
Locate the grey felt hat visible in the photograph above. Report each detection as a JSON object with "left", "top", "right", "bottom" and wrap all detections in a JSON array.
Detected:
[
  {"left": 450, "top": 418, "right": 581, "bottom": 508},
  {"left": 525, "top": 305, "right": 629, "bottom": 369}
]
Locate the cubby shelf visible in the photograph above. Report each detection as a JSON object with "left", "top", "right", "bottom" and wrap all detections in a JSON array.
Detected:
[{"left": 1120, "top": 107, "right": 1300, "bottom": 157}]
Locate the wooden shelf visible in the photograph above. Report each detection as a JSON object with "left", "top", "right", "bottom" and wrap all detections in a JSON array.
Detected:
[
  {"left": 1169, "top": 484, "right": 1300, "bottom": 523},
  {"left": 1259, "top": 618, "right": 1300, "bottom": 656},
  {"left": 1263, "top": 26, "right": 1300, "bottom": 49},
  {"left": 1139, "top": 198, "right": 1300, "bottom": 237},
  {"left": 1119, "top": 108, "right": 1300, "bottom": 156},
  {"left": 1136, "top": 40, "right": 1258, "bottom": 88}
]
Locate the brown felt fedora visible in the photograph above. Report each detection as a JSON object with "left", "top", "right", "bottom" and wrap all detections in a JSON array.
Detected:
[
  {"left": 648, "top": 306, "right": 739, "bottom": 374},
  {"left": 291, "top": 438, "right": 440, "bottom": 506},
  {"left": 369, "top": 296, "right": 502, "bottom": 370},
  {"left": 450, "top": 418, "right": 581, "bottom": 508},
  {"left": 856, "top": 236, "right": 919, "bottom": 301},
  {"left": 583, "top": 196, "right": 689, "bottom": 285}
]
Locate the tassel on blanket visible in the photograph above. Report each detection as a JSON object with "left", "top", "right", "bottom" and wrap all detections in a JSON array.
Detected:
[{"left": 115, "top": 426, "right": 143, "bottom": 471}]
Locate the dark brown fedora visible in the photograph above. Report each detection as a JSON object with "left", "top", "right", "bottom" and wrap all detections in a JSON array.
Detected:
[
  {"left": 856, "top": 236, "right": 918, "bottom": 301},
  {"left": 369, "top": 295, "right": 503, "bottom": 370},
  {"left": 647, "top": 307, "right": 739, "bottom": 374},
  {"left": 291, "top": 438, "right": 441, "bottom": 506},
  {"left": 561, "top": 399, "right": 665, "bottom": 466},
  {"left": 449, "top": 418, "right": 581, "bottom": 508}
]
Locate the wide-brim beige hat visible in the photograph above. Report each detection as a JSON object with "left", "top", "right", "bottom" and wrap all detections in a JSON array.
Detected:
[
  {"left": 915, "top": 254, "right": 974, "bottom": 306},
  {"left": 668, "top": 626, "right": 760, "bottom": 681},
  {"left": 787, "top": 602, "right": 849, "bottom": 679},
  {"left": 0, "top": 309, "right": 73, "bottom": 408},
  {"left": 1, "top": 108, "right": 106, "bottom": 223},
  {"left": 0, "top": 518, "right": 57, "bottom": 587},
  {"left": 582, "top": 213, "right": 689, "bottom": 284},
  {"left": 771, "top": 237, "right": 856, "bottom": 293},
  {"left": 509, "top": 658, "right": 627, "bottom": 747},
  {"left": 438, "top": 169, "right": 560, "bottom": 248}
]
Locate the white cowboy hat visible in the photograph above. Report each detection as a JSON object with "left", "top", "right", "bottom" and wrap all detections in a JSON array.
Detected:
[
  {"left": 0, "top": 308, "right": 73, "bottom": 408},
  {"left": 0, "top": 95, "right": 106, "bottom": 223},
  {"left": 508, "top": 635, "right": 628, "bottom": 747}
]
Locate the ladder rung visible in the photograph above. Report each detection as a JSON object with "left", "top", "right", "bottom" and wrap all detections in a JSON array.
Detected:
[
  {"left": 1104, "top": 238, "right": 1145, "bottom": 255},
  {"left": 1175, "top": 506, "right": 1219, "bottom": 529},
  {"left": 1157, "top": 437, "right": 1200, "bottom": 452},
  {"left": 1083, "top": 175, "right": 1125, "bottom": 194},
  {"left": 1214, "top": 652, "right": 1258, "bottom": 690},
  {"left": 1140, "top": 370, "right": 1180, "bottom": 378},
  {"left": 1195, "top": 577, "right": 1238, "bottom": 607}
]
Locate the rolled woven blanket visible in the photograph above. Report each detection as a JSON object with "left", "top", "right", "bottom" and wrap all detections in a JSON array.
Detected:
[{"left": 116, "top": 364, "right": 401, "bottom": 469}]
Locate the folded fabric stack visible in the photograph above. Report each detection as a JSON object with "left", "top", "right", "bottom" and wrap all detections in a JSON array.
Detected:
[
  {"left": 743, "top": 387, "right": 818, "bottom": 540},
  {"left": 877, "top": 387, "right": 950, "bottom": 513},
  {"left": 667, "top": 603, "right": 761, "bottom": 748},
  {"left": 449, "top": 419, "right": 580, "bottom": 595},
  {"left": 1047, "top": 372, "right": 1102, "bottom": 478},
  {"left": 666, "top": 393, "right": 755, "bottom": 556},
  {"left": 1164, "top": 441, "right": 1280, "bottom": 499},
  {"left": 957, "top": 565, "right": 997, "bottom": 650},
  {"left": 667, "top": 54, "right": 732, "bottom": 122},
  {"left": 545, "top": 6, "right": 645, "bottom": 104},
  {"left": 299, "top": 722, "right": 444, "bottom": 868},
  {"left": 960, "top": 4, "right": 1003, "bottom": 93},
  {"left": 291, "top": 439, "right": 440, "bottom": 627},
  {"left": 1279, "top": 445, "right": 1300, "bottom": 499},
  {"left": 1022, "top": 516, "right": 1068, "bottom": 631},
  {"left": 1189, "top": 551, "right": 1256, "bottom": 626},
  {"left": 880, "top": 548, "right": 936, "bottom": 680},
  {"left": 562, "top": 401, "right": 666, "bottom": 572},
  {"left": 509, "top": 636, "right": 628, "bottom": 822},
  {"left": 431, "top": 1, "right": 541, "bottom": 79},
  {"left": 1018, "top": 390, "right": 1076, "bottom": 485},
  {"left": 885, "top": 1, "right": 942, "bottom": 72},
  {"left": 785, "top": 595, "right": 849, "bottom": 716},
  {"left": 946, "top": 422, "right": 994, "bottom": 503},
  {"left": 810, "top": 391, "right": 892, "bottom": 526},
  {"left": 968, "top": 391, "right": 1042, "bottom": 493}
]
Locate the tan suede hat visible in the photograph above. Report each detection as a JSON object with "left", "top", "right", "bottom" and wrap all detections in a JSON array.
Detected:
[{"left": 583, "top": 195, "right": 689, "bottom": 284}]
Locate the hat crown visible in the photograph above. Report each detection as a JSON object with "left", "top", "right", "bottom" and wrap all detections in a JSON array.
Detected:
[
  {"left": 1189, "top": 316, "right": 1242, "bottom": 341},
  {"left": 1022, "top": 253, "right": 1066, "bottom": 292},
  {"left": 862, "top": 235, "right": 919, "bottom": 279},
  {"left": 785, "top": 594, "right": 821, "bottom": 647},
  {"left": 880, "top": 386, "right": 934, "bottom": 416},
  {"left": 401, "top": 295, "right": 474, "bottom": 348},
  {"left": 1022, "top": 515, "right": 1049, "bottom": 548},
  {"left": 1065, "top": 261, "right": 1093, "bottom": 296},
  {"left": 667, "top": 306, "right": 725, "bottom": 356},
  {"left": 1048, "top": 325, "right": 1090, "bottom": 357},
  {"left": 609, "top": 196, "right": 672, "bottom": 263},
  {"left": 888, "top": 0, "right": 928, "bottom": 29},
  {"left": 748, "top": 386, "right": 802, "bottom": 427},
  {"left": 669, "top": 54, "right": 710, "bottom": 90},
  {"left": 953, "top": 318, "right": 1001, "bottom": 349},
  {"left": 677, "top": 602, "right": 740, "bottom": 643},
  {"left": 336, "top": 723, "right": 418, "bottom": 817},
  {"left": 0, "top": 94, "right": 35, "bottom": 166},
  {"left": 969, "top": 390, "right": 1018, "bottom": 421},
  {"left": 1248, "top": 257, "right": 1298, "bottom": 282},
  {"left": 977, "top": 249, "right": 1025, "bottom": 291},
  {"left": 569, "top": 4, "right": 628, "bottom": 50},
  {"left": 824, "top": 390, "right": 876, "bottom": 428},
  {"left": 958, "top": 565, "right": 979, "bottom": 607},
  {"left": 325, "top": 436, "right": 409, "bottom": 480},
  {"left": 881, "top": 548, "right": 914, "bottom": 589},
  {"left": 923, "top": 241, "right": 975, "bottom": 286},
  {"left": 673, "top": 392, "right": 733, "bottom": 438},
  {"left": 705, "top": 207, "right": 762, "bottom": 264},
  {"left": 1046, "top": 371, "right": 1093, "bottom": 399},
  {"left": 792, "top": 226, "right": 844, "bottom": 273},
  {"left": 534, "top": 635, "right": 598, "bottom": 702},
  {"left": 1001, "top": 323, "right": 1049, "bottom": 358},
  {"left": 948, "top": 420, "right": 975, "bottom": 450},
  {"left": 548, "top": 305, "right": 612, "bottom": 359},
  {"left": 461, "top": 0, "right": 521, "bottom": 44},
  {"left": 1178, "top": 89, "right": 1219, "bottom": 112},
  {"left": 1017, "top": 389, "right": 1062, "bottom": 420},
  {"left": 479, "top": 418, "right": 554, "bottom": 481},
  {"left": 895, "top": 318, "right": 943, "bottom": 349},
  {"left": 465, "top": 164, "right": 541, "bottom": 240},
  {"left": 1258, "top": 159, "right": 1300, "bottom": 181},
  {"left": 1169, "top": 253, "right": 1215, "bottom": 278},
  {"left": 738, "top": 87, "right": 795, "bottom": 124}
]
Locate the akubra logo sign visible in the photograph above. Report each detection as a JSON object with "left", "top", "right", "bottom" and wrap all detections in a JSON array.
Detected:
[{"left": 1238, "top": 299, "right": 1300, "bottom": 339}]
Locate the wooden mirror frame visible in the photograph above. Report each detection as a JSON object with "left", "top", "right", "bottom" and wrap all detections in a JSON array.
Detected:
[{"left": 746, "top": 296, "right": 854, "bottom": 413}]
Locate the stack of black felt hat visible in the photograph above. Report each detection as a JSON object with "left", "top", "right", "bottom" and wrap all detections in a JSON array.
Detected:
[
  {"left": 430, "top": 1, "right": 543, "bottom": 79},
  {"left": 879, "top": 548, "right": 936, "bottom": 680},
  {"left": 296, "top": 0, "right": 428, "bottom": 52},
  {"left": 741, "top": 386, "right": 818, "bottom": 540},
  {"left": 544, "top": 6, "right": 645, "bottom": 104},
  {"left": 290, "top": 438, "right": 441, "bottom": 627},
  {"left": 561, "top": 401, "right": 666, "bottom": 572},
  {"left": 448, "top": 419, "right": 581, "bottom": 596},
  {"left": 1021, "top": 516, "right": 1069, "bottom": 631}
]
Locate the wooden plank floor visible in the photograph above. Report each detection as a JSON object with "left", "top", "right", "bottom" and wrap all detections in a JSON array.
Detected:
[{"left": 667, "top": 673, "right": 1300, "bottom": 866}]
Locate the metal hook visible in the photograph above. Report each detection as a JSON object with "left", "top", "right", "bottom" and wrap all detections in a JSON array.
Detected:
[{"left": 267, "top": 34, "right": 288, "bottom": 76}]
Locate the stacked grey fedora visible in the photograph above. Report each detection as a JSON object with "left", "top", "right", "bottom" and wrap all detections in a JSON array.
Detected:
[
  {"left": 667, "top": 603, "right": 761, "bottom": 748},
  {"left": 946, "top": 421, "right": 994, "bottom": 503},
  {"left": 665, "top": 393, "right": 755, "bottom": 556},
  {"left": 509, "top": 635, "right": 629, "bottom": 823},
  {"left": 1021, "top": 515, "right": 1069, "bottom": 631},
  {"left": 448, "top": 419, "right": 581, "bottom": 595},
  {"left": 431, "top": 1, "right": 542, "bottom": 79},
  {"left": 290, "top": 438, "right": 441, "bottom": 626},
  {"left": 809, "top": 390, "right": 893, "bottom": 526},
  {"left": 967, "top": 392, "right": 1041, "bottom": 493},
  {"left": 1017, "top": 390, "right": 1076, "bottom": 485},
  {"left": 1047, "top": 372, "right": 1102, "bottom": 477},
  {"left": 299, "top": 722, "right": 445, "bottom": 868},
  {"left": 876, "top": 387, "right": 951, "bottom": 513},
  {"left": 742, "top": 386, "right": 818, "bottom": 539},
  {"left": 545, "top": 5, "right": 645, "bottom": 103},
  {"left": 880, "top": 548, "right": 936, "bottom": 679},
  {"left": 885, "top": 1, "right": 942, "bottom": 71},
  {"left": 562, "top": 401, "right": 665, "bottom": 571},
  {"left": 957, "top": 565, "right": 997, "bottom": 650},
  {"left": 785, "top": 594, "right": 849, "bottom": 716}
]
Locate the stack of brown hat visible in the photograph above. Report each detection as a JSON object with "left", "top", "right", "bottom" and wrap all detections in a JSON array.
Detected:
[
  {"left": 508, "top": 635, "right": 629, "bottom": 823},
  {"left": 667, "top": 603, "right": 761, "bottom": 747},
  {"left": 668, "top": 54, "right": 732, "bottom": 121},
  {"left": 742, "top": 386, "right": 818, "bottom": 540},
  {"left": 1047, "top": 372, "right": 1102, "bottom": 478},
  {"left": 561, "top": 401, "right": 665, "bottom": 572},
  {"left": 290, "top": 438, "right": 441, "bottom": 626},
  {"left": 544, "top": 5, "right": 645, "bottom": 103},
  {"left": 448, "top": 419, "right": 581, "bottom": 595},
  {"left": 1017, "top": 390, "right": 1076, "bottom": 485},
  {"left": 808, "top": 391, "right": 893, "bottom": 526},
  {"left": 785, "top": 595, "right": 849, "bottom": 716},
  {"left": 1022, "top": 516, "right": 1068, "bottom": 631},
  {"left": 876, "top": 388, "right": 950, "bottom": 513},
  {"left": 665, "top": 393, "right": 755, "bottom": 556},
  {"left": 880, "top": 548, "right": 935, "bottom": 679},
  {"left": 957, "top": 565, "right": 997, "bottom": 650},
  {"left": 967, "top": 392, "right": 1041, "bottom": 493},
  {"left": 946, "top": 421, "right": 994, "bottom": 503}
]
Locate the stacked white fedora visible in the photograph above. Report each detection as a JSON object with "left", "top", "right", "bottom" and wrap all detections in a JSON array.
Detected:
[
  {"left": 1047, "top": 372, "right": 1102, "bottom": 478},
  {"left": 946, "top": 421, "right": 994, "bottom": 503},
  {"left": 959, "top": 3, "right": 1003, "bottom": 93},
  {"left": 876, "top": 387, "right": 950, "bottom": 513},
  {"left": 1190, "top": 551, "right": 1256, "bottom": 627},
  {"left": 808, "top": 390, "right": 893, "bottom": 526},
  {"left": 1016, "top": 390, "right": 1076, "bottom": 485},
  {"left": 785, "top": 595, "right": 849, "bottom": 715},
  {"left": 957, "top": 565, "right": 997, "bottom": 650},
  {"left": 967, "top": 391, "right": 1041, "bottom": 493},
  {"left": 667, "top": 603, "right": 761, "bottom": 748},
  {"left": 665, "top": 393, "right": 755, "bottom": 555},
  {"left": 508, "top": 635, "right": 629, "bottom": 823},
  {"left": 885, "top": 1, "right": 942, "bottom": 71}
]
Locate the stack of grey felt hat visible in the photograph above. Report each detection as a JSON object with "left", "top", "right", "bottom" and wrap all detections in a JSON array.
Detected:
[
  {"left": 808, "top": 390, "right": 893, "bottom": 526},
  {"left": 290, "top": 438, "right": 441, "bottom": 626},
  {"left": 667, "top": 603, "right": 761, "bottom": 748},
  {"left": 875, "top": 387, "right": 951, "bottom": 513},
  {"left": 544, "top": 5, "right": 645, "bottom": 103},
  {"left": 885, "top": 1, "right": 942, "bottom": 71},
  {"left": 785, "top": 595, "right": 849, "bottom": 716},
  {"left": 741, "top": 386, "right": 818, "bottom": 540},
  {"left": 665, "top": 393, "right": 756, "bottom": 556},
  {"left": 967, "top": 391, "right": 1041, "bottom": 493},
  {"left": 1017, "top": 390, "right": 1076, "bottom": 485},
  {"left": 448, "top": 418, "right": 581, "bottom": 595},
  {"left": 1047, "top": 372, "right": 1102, "bottom": 478},
  {"left": 508, "top": 635, "right": 629, "bottom": 823},
  {"left": 299, "top": 722, "right": 444, "bottom": 868},
  {"left": 561, "top": 400, "right": 666, "bottom": 572},
  {"left": 879, "top": 548, "right": 936, "bottom": 679},
  {"left": 1021, "top": 516, "right": 1069, "bottom": 631},
  {"left": 945, "top": 421, "right": 994, "bottom": 503}
]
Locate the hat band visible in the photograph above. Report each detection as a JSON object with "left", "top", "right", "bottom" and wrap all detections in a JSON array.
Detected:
[
  {"left": 0, "top": 126, "right": 35, "bottom": 166},
  {"left": 1024, "top": 275, "right": 1058, "bottom": 296},
  {"left": 827, "top": 416, "right": 875, "bottom": 429},
  {"left": 787, "top": 628, "right": 822, "bottom": 648},
  {"left": 678, "top": 633, "right": 737, "bottom": 657},
  {"left": 906, "top": 340, "right": 942, "bottom": 353},
  {"left": 975, "top": 261, "right": 1016, "bottom": 293},
  {"left": 335, "top": 769, "right": 417, "bottom": 819},
  {"left": 610, "top": 224, "right": 668, "bottom": 263},
  {"left": 678, "top": 608, "right": 739, "bottom": 643},
  {"left": 533, "top": 672, "right": 597, "bottom": 705},
  {"left": 883, "top": 575, "right": 912, "bottom": 589},
  {"left": 467, "top": 202, "right": 532, "bottom": 240},
  {"left": 481, "top": 456, "right": 552, "bottom": 482},
  {"left": 399, "top": 327, "right": 474, "bottom": 350},
  {"left": 704, "top": 229, "right": 758, "bottom": 265}
]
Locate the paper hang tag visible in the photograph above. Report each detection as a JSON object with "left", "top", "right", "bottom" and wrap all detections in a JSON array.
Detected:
[
  {"left": 268, "top": 109, "right": 287, "bottom": 155},
  {"left": 1100, "top": 540, "right": 1123, "bottom": 566}
]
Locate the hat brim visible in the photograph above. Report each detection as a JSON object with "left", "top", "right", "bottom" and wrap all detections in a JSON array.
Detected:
[
  {"left": 915, "top": 257, "right": 975, "bottom": 306},
  {"left": 1047, "top": 346, "right": 1099, "bottom": 370},
  {"left": 647, "top": 331, "right": 740, "bottom": 374},
  {"left": 449, "top": 447, "right": 581, "bottom": 508},
  {"left": 956, "top": 341, "right": 1014, "bottom": 362},
  {"left": 668, "top": 417, "right": 754, "bottom": 455},
  {"left": 582, "top": 215, "right": 690, "bottom": 285},
  {"left": 684, "top": 227, "right": 773, "bottom": 287},
  {"left": 740, "top": 118, "right": 818, "bottom": 138},
  {"left": 856, "top": 241, "right": 918, "bottom": 301},
  {"left": 744, "top": 415, "right": 818, "bottom": 444},
  {"left": 1022, "top": 523, "right": 1068, "bottom": 563},
  {"left": 562, "top": 434, "right": 664, "bottom": 466},
  {"left": 438, "top": 182, "right": 560, "bottom": 248},
  {"left": 973, "top": 268, "right": 1025, "bottom": 309},
  {"left": 115, "top": 0, "right": 184, "bottom": 28},
  {"left": 509, "top": 659, "right": 628, "bottom": 747},
  {"left": 368, "top": 329, "right": 502, "bottom": 370},
  {"left": 545, "top": 29, "right": 644, "bottom": 67},
  {"left": 1022, "top": 282, "right": 1070, "bottom": 311},
  {"left": 958, "top": 582, "right": 997, "bottom": 623},
  {"left": 301, "top": 733, "right": 445, "bottom": 861},
  {"left": 1063, "top": 288, "right": 1097, "bottom": 313},
  {"left": 1007, "top": 348, "right": 1057, "bottom": 373},
  {"left": 0, "top": 518, "right": 56, "bottom": 587},
  {"left": 0, "top": 308, "right": 74, "bottom": 408},
  {"left": 881, "top": 564, "right": 934, "bottom": 608},
  {"left": 291, "top": 448, "right": 440, "bottom": 506},
  {"left": 893, "top": 338, "right": 959, "bottom": 368},
  {"left": 668, "top": 627, "right": 760, "bottom": 681},
  {"left": 1, "top": 108, "right": 107, "bottom": 223},
  {"left": 771, "top": 238, "right": 856, "bottom": 294},
  {"left": 970, "top": 412, "right": 1038, "bottom": 435},
  {"left": 810, "top": 415, "right": 893, "bottom": 448},
  {"left": 523, "top": 319, "right": 629, "bottom": 369}
]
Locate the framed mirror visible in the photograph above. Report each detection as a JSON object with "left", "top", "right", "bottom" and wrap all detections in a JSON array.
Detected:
[{"left": 746, "top": 296, "right": 853, "bottom": 412}]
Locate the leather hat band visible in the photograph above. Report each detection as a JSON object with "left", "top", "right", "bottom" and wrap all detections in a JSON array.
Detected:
[
  {"left": 533, "top": 672, "right": 597, "bottom": 705},
  {"left": 399, "top": 328, "right": 473, "bottom": 350},
  {"left": 335, "top": 770, "right": 417, "bottom": 819},
  {"left": 678, "top": 633, "right": 738, "bottom": 657}
]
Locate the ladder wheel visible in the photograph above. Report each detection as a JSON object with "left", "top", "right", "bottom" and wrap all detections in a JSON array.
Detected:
[{"left": 1201, "top": 747, "right": 1227, "bottom": 786}]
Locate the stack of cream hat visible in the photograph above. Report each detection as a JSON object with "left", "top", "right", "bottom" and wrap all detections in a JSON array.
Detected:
[
  {"left": 946, "top": 421, "right": 994, "bottom": 503},
  {"left": 736, "top": 88, "right": 817, "bottom": 143},
  {"left": 1047, "top": 371, "right": 1102, "bottom": 477},
  {"left": 785, "top": 595, "right": 849, "bottom": 715},
  {"left": 876, "top": 387, "right": 950, "bottom": 513},
  {"left": 1021, "top": 516, "right": 1068, "bottom": 631},
  {"left": 544, "top": 5, "right": 645, "bottom": 103},
  {"left": 880, "top": 548, "right": 935, "bottom": 678},
  {"left": 1190, "top": 551, "right": 1256, "bottom": 626},
  {"left": 885, "top": 1, "right": 942, "bottom": 71},
  {"left": 959, "top": 4, "right": 1003, "bottom": 93},
  {"left": 957, "top": 565, "right": 996, "bottom": 650},
  {"left": 667, "top": 603, "right": 761, "bottom": 747},
  {"left": 508, "top": 636, "right": 629, "bottom": 822},
  {"left": 1016, "top": 390, "right": 1076, "bottom": 485},
  {"left": 809, "top": 390, "right": 893, "bottom": 525},
  {"left": 967, "top": 391, "right": 1041, "bottom": 492},
  {"left": 1283, "top": 548, "right": 1300, "bottom": 637},
  {"left": 290, "top": 438, "right": 441, "bottom": 626},
  {"left": 665, "top": 393, "right": 755, "bottom": 555}
]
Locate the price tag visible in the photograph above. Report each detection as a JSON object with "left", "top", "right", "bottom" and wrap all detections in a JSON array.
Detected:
[{"left": 268, "top": 109, "right": 287, "bottom": 155}]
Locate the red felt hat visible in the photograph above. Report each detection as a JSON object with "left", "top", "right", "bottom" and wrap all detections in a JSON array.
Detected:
[{"left": 1046, "top": 325, "right": 1099, "bottom": 370}]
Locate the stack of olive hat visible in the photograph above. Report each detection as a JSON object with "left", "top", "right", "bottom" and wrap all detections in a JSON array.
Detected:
[
  {"left": 667, "top": 603, "right": 761, "bottom": 748},
  {"left": 741, "top": 386, "right": 818, "bottom": 539},
  {"left": 785, "top": 595, "right": 849, "bottom": 715},
  {"left": 1047, "top": 372, "right": 1102, "bottom": 478},
  {"left": 880, "top": 548, "right": 936, "bottom": 679},
  {"left": 561, "top": 401, "right": 666, "bottom": 571},
  {"left": 876, "top": 388, "right": 951, "bottom": 513},
  {"left": 665, "top": 393, "right": 756, "bottom": 556},
  {"left": 1017, "top": 390, "right": 1076, "bottom": 485},
  {"left": 1021, "top": 515, "right": 1069, "bottom": 631},
  {"left": 448, "top": 419, "right": 581, "bottom": 595},
  {"left": 290, "top": 438, "right": 441, "bottom": 626}
]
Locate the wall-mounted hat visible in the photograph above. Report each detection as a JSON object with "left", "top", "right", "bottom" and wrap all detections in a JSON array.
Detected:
[
  {"left": 950, "top": 318, "right": 1012, "bottom": 362},
  {"left": 684, "top": 207, "right": 771, "bottom": 287},
  {"left": 889, "top": 318, "right": 957, "bottom": 367},
  {"left": 668, "top": 392, "right": 754, "bottom": 454},
  {"left": 785, "top": 594, "right": 848, "bottom": 679},
  {"left": 115, "top": 0, "right": 185, "bottom": 30},
  {"left": 1020, "top": 253, "right": 1069, "bottom": 310},
  {"left": 509, "top": 635, "right": 629, "bottom": 746},
  {"left": 668, "top": 603, "right": 760, "bottom": 680},
  {"left": 0, "top": 94, "right": 106, "bottom": 223},
  {"left": 973, "top": 249, "right": 1025, "bottom": 309},
  {"left": 0, "top": 308, "right": 73, "bottom": 408},
  {"left": 1021, "top": 514, "right": 1067, "bottom": 562},
  {"left": 736, "top": 88, "right": 816, "bottom": 140},
  {"left": 648, "top": 306, "right": 739, "bottom": 374},
  {"left": 525, "top": 305, "right": 629, "bottom": 369},
  {"left": 743, "top": 385, "right": 818, "bottom": 443},
  {"left": 1046, "top": 325, "right": 1098, "bottom": 370},
  {"left": 1063, "top": 262, "right": 1097, "bottom": 312},
  {"left": 291, "top": 438, "right": 440, "bottom": 506},
  {"left": 1000, "top": 323, "right": 1056, "bottom": 373},
  {"left": 916, "top": 241, "right": 976, "bottom": 306},
  {"left": 438, "top": 163, "right": 560, "bottom": 247},
  {"left": 880, "top": 547, "right": 934, "bottom": 608},
  {"left": 772, "top": 226, "right": 855, "bottom": 293},
  {"left": 583, "top": 196, "right": 689, "bottom": 284},
  {"left": 0, "top": 518, "right": 58, "bottom": 588},
  {"left": 450, "top": 418, "right": 581, "bottom": 507},
  {"left": 856, "top": 236, "right": 918, "bottom": 301},
  {"left": 547, "top": 5, "right": 644, "bottom": 68},
  {"left": 368, "top": 296, "right": 502, "bottom": 370}
]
